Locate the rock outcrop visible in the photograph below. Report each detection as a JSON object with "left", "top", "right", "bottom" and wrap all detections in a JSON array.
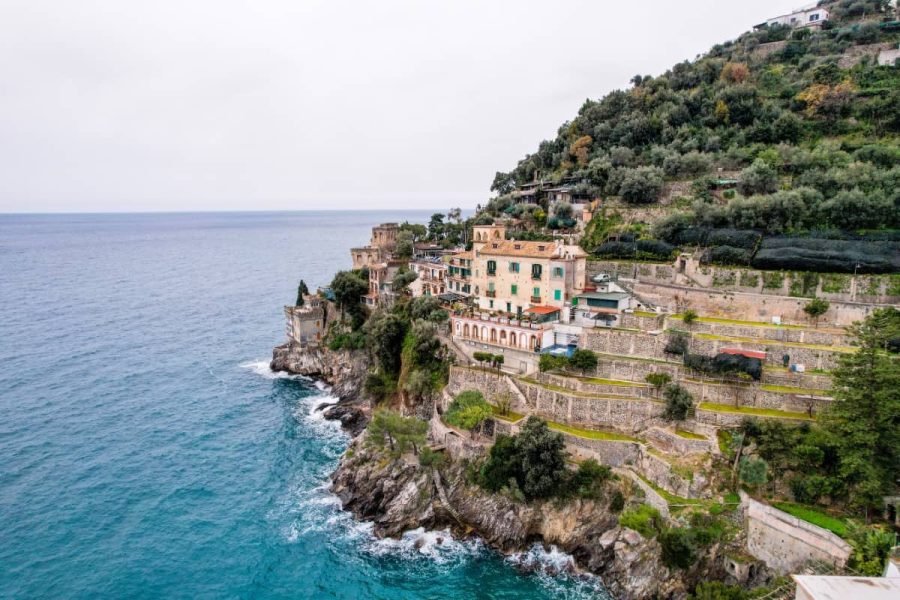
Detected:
[{"left": 330, "top": 439, "right": 719, "bottom": 599}]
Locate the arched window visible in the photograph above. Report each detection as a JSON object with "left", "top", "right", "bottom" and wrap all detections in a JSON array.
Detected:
[
  {"left": 463, "top": 324, "right": 470, "bottom": 337},
  {"left": 510, "top": 332, "right": 517, "bottom": 347},
  {"left": 490, "top": 328, "right": 498, "bottom": 343},
  {"left": 530, "top": 335, "right": 537, "bottom": 350}
]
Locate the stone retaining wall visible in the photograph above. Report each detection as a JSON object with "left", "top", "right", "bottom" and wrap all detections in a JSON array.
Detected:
[
  {"left": 667, "top": 319, "right": 850, "bottom": 348},
  {"left": 679, "top": 380, "right": 830, "bottom": 415},
  {"left": 694, "top": 407, "right": 809, "bottom": 428},
  {"left": 538, "top": 372, "right": 651, "bottom": 399},
  {"left": 643, "top": 426, "right": 712, "bottom": 455},
  {"left": 742, "top": 493, "right": 851, "bottom": 575}
]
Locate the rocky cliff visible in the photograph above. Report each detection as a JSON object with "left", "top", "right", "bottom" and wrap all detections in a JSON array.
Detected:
[{"left": 330, "top": 438, "right": 731, "bottom": 600}]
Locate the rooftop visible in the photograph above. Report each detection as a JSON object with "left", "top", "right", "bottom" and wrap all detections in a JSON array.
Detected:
[
  {"left": 576, "top": 291, "right": 631, "bottom": 301},
  {"left": 525, "top": 306, "right": 560, "bottom": 315},
  {"left": 792, "top": 575, "right": 900, "bottom": 600},
  {"left": 480, "top": 240, "right": 586, "bottom": 259}
]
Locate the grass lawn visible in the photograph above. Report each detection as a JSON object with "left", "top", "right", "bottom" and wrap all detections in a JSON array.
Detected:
[
  {"left": 670, "top": 314, "right": 807, "bottom": 330},
  {"left": 548, "top": 421, "right": 640, "bottom": 442},
  {"left": 698, "top": 402, "right": 814, "bottom": 421},
  {"left": 519, "top": 377, "right": 645, "bottom": 401},
  {"left": 578, "top": 376, "right": 646, "bottom": 388},
  {"left": 634, "top": 310, "right": 660, "bottom": 318},
  {"left": 631, "top": 471, "right": 702, "bottom": 505},
  {"left": 772, "top": 502, "right": 849, "bottom": 538},
  {"left": 593, "top": 352, "right": 678, "bottom": 366},
  {"left": 762, "top": 384, "right": 832, "bottom": 396},
  {"left": 693, "top": 332, "right": 854, "bottom": 353},
  {"left": 674, "top": 429, "right": 707, "bottom": 440},
  {"left": 491, "top": 406, "right": 525, "bottom": 422}
]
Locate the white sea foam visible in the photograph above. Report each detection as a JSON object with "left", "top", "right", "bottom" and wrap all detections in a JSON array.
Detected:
[
  {"left": 240, "top": 360, "right": 311, "bottom": 381},
  {"left": 508, "top": 543, "right": 609, "bottom": 599},
  {"left": 507, "top": 543, "right": 576, "bottom": 576},
  {"left": 365, "top": 527, "right": 484, "bottom": 565}
]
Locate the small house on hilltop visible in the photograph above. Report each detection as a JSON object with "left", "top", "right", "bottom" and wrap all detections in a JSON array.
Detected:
[{"left": 758, "top": 5, "right": 829, "bottom": 30}]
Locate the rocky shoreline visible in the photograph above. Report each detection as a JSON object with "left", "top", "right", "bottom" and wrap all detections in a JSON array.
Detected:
[{"left": 269, "top": 342, "right": 743, "bottom": 599}]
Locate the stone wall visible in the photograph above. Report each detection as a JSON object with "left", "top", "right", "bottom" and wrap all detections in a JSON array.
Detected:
[
  {"left": 538, "top": 372, "right": 651, "bottom": 400},
  {"left": 643, "top": 426, "right": 713, "bottom": 455},
  {"left": 447, "top": 366, "right": 529, "bottom": 412},
  {"left": 694, "top": 407, "right": 809, "bottom": 428},
  {"left": 639, "top": 452, "right": 710, "bottom": 499},
  {"left": 742, "top": 493, "right": 851, "bottom": 575},
  {"left": 667, "top": 318, "right": 851, "bottom": 348},
  {"left": 518, "top": 380, "right": 665, "bottom": 433},
  {"left": 679, "top": 380, "right": 831, "bottom": 415}
]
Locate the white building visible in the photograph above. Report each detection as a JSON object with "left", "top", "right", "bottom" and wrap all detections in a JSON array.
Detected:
[{"left": 764, "top": 6, "right": 829, "bottom": 29}]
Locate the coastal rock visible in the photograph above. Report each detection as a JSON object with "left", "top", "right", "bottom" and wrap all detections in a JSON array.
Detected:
[
  {"left": 330, "top": 439, "right": 687, "bottom": 600},
  {"left": 323, "top": 403, "right": 368, "bottom": 437}
]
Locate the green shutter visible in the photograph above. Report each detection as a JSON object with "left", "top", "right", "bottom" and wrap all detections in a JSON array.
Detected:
[
  {"left": 511, "top": 284, "right": 517, "bottom": 295},
  {"left": 554, "top": 289, "right": 562, "bottom": 301}
]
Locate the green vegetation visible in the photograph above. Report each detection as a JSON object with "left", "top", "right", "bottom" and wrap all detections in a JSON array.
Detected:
[
  {"left": 477, "top": 417, "right": 612, "bottom": 501},
  {"left": 739, "top": 457, "right": 768, "bottom": 490},
  {"left": 619, "top": 504, "right": 662, "bottom": 537},
  {"left": 581, "top": 376, "right": 645, "bottom": 388},
  {"left": 444, "top": 391, "right": 493, "bottom": 432},
  {"left": 548, "top": 421, "right": 640, "bottom": 442},
  {"left": 803, "top": 297, "right": 831, "bottom": 327},
  {"left": 761, "top": 384, "right": 830, "bottom": 396},
  {"left": 645, "top": 372, "right": 672, "bottom": 397},
  {"left": 538, "top": 349, "right": 598, "bottom": 375},
  {"left": 699, "top": 402, "right": 812, "bottom": 420},
  {"left": 295, "top": 279, "right": 309, "bottom": 306},
  {"left": 675, "top": 429, "right": 706, "bottom": 441},
  {"left": 772, "top": 502, "right": 848, "bottom": 537},
  {"left": 663, "top": 383, "right": 694, "bottom": 421},
  {"left": 366, "top": 409, "right": 427, "bottom": 456}
]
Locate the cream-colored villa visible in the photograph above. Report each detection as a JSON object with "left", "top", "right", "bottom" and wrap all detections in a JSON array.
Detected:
[{"left": 470, "top": 225, "right": 587, "bottom": 316}]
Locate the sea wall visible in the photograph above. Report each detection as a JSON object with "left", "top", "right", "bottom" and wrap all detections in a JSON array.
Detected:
[{"left": 742, "top": 493, "right": 851, "bottom": 575}]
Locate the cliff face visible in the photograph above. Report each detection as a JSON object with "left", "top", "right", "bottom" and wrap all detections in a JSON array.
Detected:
[
  {"left": 271, "top": 342, "right": 369, "bottom": 402},
  {"left": 330, "top": 439, "right": 717, "bottom": 600}
]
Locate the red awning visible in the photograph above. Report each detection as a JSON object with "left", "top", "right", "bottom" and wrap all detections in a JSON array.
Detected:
[
  {"left": 525, "top": 306, "right": 560, "bottom": 315},
  {"left": 721, "top": 348, "right": 766, "bottom": 360}
]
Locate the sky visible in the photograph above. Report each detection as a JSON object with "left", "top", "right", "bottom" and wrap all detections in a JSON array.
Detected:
[{"left": 0, "top": 0, "right": 801, "bottom": 213}]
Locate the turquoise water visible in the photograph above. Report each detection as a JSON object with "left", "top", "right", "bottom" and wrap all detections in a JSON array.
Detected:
[{"left": 0, "top": 212, "right": 607, "bottom": 599}]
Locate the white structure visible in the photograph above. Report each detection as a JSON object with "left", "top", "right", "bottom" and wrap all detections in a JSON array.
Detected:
[
  {"left": 793, "top": 575, "right": 900, "bottom": 600},
  {"left": 764, "top": 5, "right": 829, "bottom": 29}
]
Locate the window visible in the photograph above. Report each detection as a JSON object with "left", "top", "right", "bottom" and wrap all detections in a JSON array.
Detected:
[
  {"left": 487, "top": 260, "right": 496, "bottom": 275},
  {"left": 488, "top": 282, "right": 495, "bottom": 292},
  {"left": 506, "top": 302, "right": 511, "bottom": 313},
  {"left": 533, "top": 286, "right": 540, "bottom": 298},
  {"left": 489, "top": 300, "right": 494, "bottom": 309},
  {"left": 809, "top": 13, "right": 819, "bottom": 21},
  {"left": 531, "top": 264, "right": 542, "bottom": 280},
  {"left": 554, "top": 289, "right": 562, "bottom": 301},
  {"left": 552, "top": 267, "right": 564, "bottom": 278},
  {"left": 509, "top": 261, "right": 519, "bottom": 273},
  {"left": 511, "top": 284, "right": 517, "bottom": 295}
]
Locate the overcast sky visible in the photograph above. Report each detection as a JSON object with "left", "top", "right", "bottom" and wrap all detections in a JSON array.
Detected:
[{"left": 0, "top": 0, "right": 799, "bottom": 213}]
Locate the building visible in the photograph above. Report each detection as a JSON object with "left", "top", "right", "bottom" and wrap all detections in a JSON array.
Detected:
[
  {"left": 284, "top": 298, "right": 325, "bottom": 347},
  {"left": 761, "top": 5, "right": 829, "bottom": 29},
  {"left": 350, "top": 223, "right": 401, "bottom": 270},
  {"left": 447, "top": 250, "right": 474, "bottom": 296},
  {"left": 408, "top": 257, "right": 447, "bottom": 298},
  {"left": 470, "top": 225, "right": 588, "bottom": 316},
  {"left": 792, "top": 575, "right": 900, "bottom": 600},
  {"left": 364, "top": 260, "right": 405, "bottom": 307},
  {"left": 572, "top": 290, "right": 637, "bottom": 327}
]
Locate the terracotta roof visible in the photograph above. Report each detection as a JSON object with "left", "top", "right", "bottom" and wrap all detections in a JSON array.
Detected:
[
  {"left": 525, "top": 306, "right": 560, "bottom": 315},
  {"left": 452, "top": 251, "right": 473, "bottom": 260},
  {"left": 479, "top": 240, "right": 560, "bottom": 258}
]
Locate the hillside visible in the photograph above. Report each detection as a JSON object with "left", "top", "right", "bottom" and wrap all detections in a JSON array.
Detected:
[{"left": 484, "top": 0, "right": 900, "bottom": 275}]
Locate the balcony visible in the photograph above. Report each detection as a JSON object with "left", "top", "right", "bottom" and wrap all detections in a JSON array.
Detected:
[
  {"left": 530, "top": 296, "right": 541, "bottom": 304},
  {"left": 531, "top": 275, "right": 542, "bottom": 281},
  {"left": 486, "top": 290, "right": 497, "bottom": 298},
  {"left": 486, "top": 271, "right": 496, "bottom": 277}
]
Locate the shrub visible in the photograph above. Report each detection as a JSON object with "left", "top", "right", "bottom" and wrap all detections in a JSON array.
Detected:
[
  {"left": 618, "top": 504, "right": 662, "bottom": 538},
  {"left": 609, "top": 490, "right": 625, "bottom": 512},
  {"left": 539, "top": 354, "right": 569, "bottom": 372},
  {"left": 689, "top": 582, "right": 747, "bottom": 600},
  {"left": 659, "top": 527, "right": 697, "bottom": 569},
  {"left": 366, "top": 410, "right": 427, "bottom": 455},
  {"left": 664, "top": 384, "right": 694, "bottom": 421},
  {"left": 445, "top": 390, "right": 493, "bottom": 431},
  {"left": 569, "top": 349, "right": 598, "bottom": 374},
  {"left": 737, "top": 159, "right": 778, "bottom": 196},
  {"left": 618, "top": 166, "right": 665, "bottom": 204},
  {"left": 572, "top": 459, "right": 612, "bottom": 499},
  {"left": 479, "top": 417, "right": 568, "bottom": 500},
  {"left": 665, "top": 331, "right": 690, "bottom": 355},
  {"left": 418, "top": 447, "right": 445, "bottom": 468},
  {"left": 739, "top": 457, "right": 768, "bottom": 489},
  {"left": 480, "top": 435, "right": 522, "bottom": 492}
]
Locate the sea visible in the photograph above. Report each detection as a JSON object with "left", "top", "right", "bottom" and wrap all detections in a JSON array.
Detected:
[{"left": 0, "top": 211, "right": 610, "bottom": 599}]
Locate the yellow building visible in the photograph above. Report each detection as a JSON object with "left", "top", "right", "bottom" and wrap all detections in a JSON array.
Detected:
[{"left": 470, "top": 225, "right": 587, "bottom": 316}]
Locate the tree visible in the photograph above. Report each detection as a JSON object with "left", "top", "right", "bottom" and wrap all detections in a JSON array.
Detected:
[
  {"left": 663, "top": 384, "right": 694, "bottom": 421},
  {"left": 365, "top": 311, "right": 407, "bottom": 375},
  {"left": 617, "top": 166, "right": 665, "bottom": 204},
  {"left": 682, "top": 309, "right": 698, "bottom": 328},
  {"left": 803, "top": 297, "right": 830, "bottom": 328},
  {"left": 569, "top": 349, "right": 598, "bottom": 375},
  {"left": 739, "top": 457, "right": 768, "bottom": 490},
  {"left": 490, "top": 172, "right": 516, "bottom": 195},
  {"left": 737, "top": 159, "right": 779, "bottom": 196},
  {"left": 645, "top": 372, "right": 672, "bottom": 398},
  {"left": 395, "top": 230, "right": 414, "bottom": 258},
  {"left": 516, "top": 417, "right": 567, "bottom": 499},
  {"left": 822, "top": 308, "right": 900, "bottom": 513},
  {"left": 689, "top": 582, "right": 747, "bottom": 600},
  {"left": 330, "top": 271, "right": 368, "bottom": 326},
  {"left": 391, "top": 269, "right": 417, "bottom": 291},
  {"left": 444, "top": 390, "right": 493, "bottom": 432},
  {"left": 295, "top": 279, "right": 310, "bottom": 306},
  {"left": 427, "top": 213, "right": 445, "bottom": 241},
  {"left": 404, "top": 369, "right": 434, "bottom": 403},
  {"left": 539, "top": 353, "right": 569, "bottom": 372},
  {"left": 367, "top": 410, "right": 427, "bottom": 455}
]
